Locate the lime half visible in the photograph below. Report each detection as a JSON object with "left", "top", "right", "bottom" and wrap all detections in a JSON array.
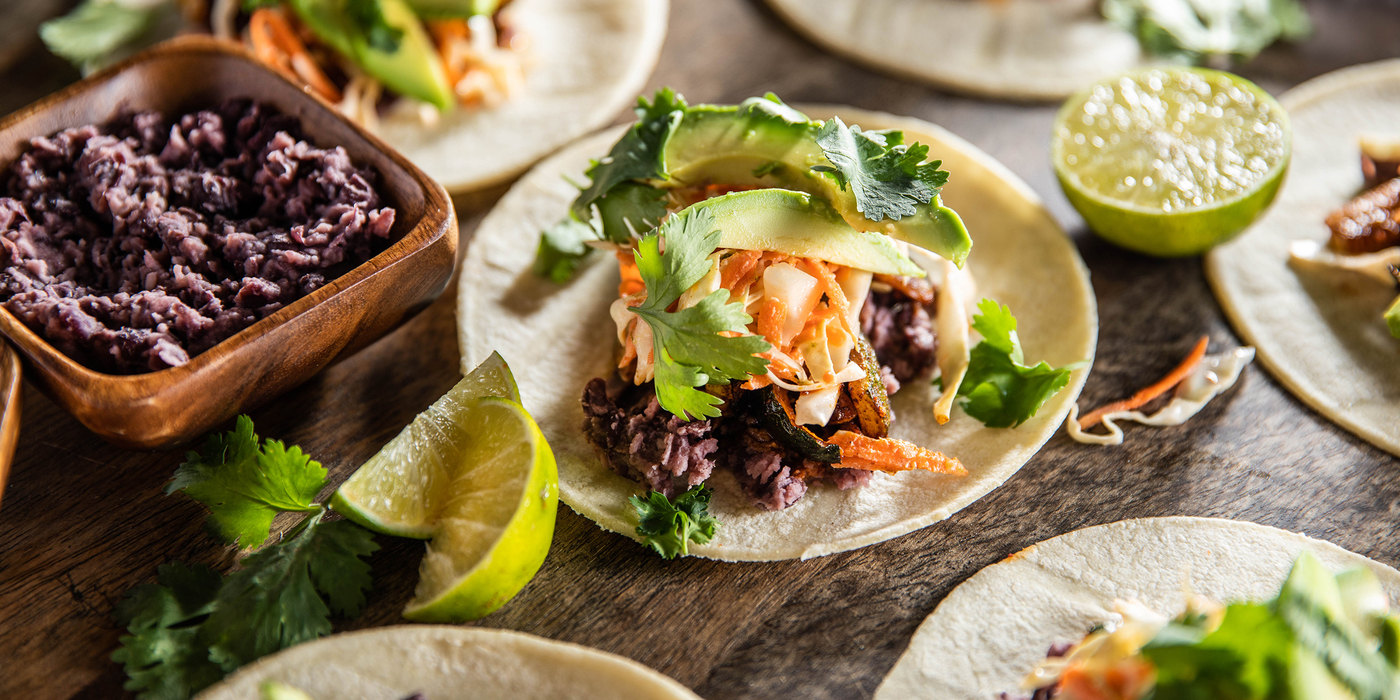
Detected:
[
  {"left": 330, "top": 354, "right": 559, "bottom": 622},
  {"left": 330, "top": 352, "right": 521, "bottom": 538},
  {"left": 1052, "top": 68, "right": 1290, "bottom": 257}
]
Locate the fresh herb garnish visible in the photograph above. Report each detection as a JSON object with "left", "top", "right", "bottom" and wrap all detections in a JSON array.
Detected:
[
  {"left": 533, "top": 217, "right": 599, "bottom": 284},
  {"left": 346, "top": 0, "right": 405, "bottom": 53},
  {"left": 572, "top": 89, "right": 687, "bottom": 225},
  {"left": 629, "top": 485, "right": 719, "bottom": 559},
  {"left": 113, "top": 417, "right": 378, "bottom": 700},
  {"left": 1101, "top": 0, "right": 1311, "bottom": 63},
  {"left": 40, "top": 0, "right": 160, "bottom": 73},
  {"left": 812, "top": 118, "right": 950, "bottom": 222},
  {"left": 956, "top": 299, "right": 1084, "bottom": 428},
  {"left": 631, "top": 208, "right": 771, "bottom": 420}
]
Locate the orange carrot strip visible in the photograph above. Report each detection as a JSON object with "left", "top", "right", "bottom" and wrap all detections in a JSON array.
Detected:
[
  {"left": 741, "top": 374, "right": 772, "bottom": 391},
  {"left": 617, "top": 251, "right": 644, "bottom": 298},
  {"left": 1077, "top": 335, "right": 1210, "bottom": 429},
  {"left": 719, "top": 250, "right": 762, "bottom": 290},
  {"left": 796, "top": 258, "right": 853, "bottom": 338},
  {"left": 758, "top": 296, "right": 787, "bottom": 347},
  {"left": 828, "top": 431, "right": 966, "bottom": 475},
  {"left": 250, "top": 9, "right": 341, "bottom": 102}
]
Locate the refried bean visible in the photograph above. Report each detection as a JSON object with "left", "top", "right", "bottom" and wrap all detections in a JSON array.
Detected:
[{"left": 0, "top": 99, "right": 395, "bottom": 374}]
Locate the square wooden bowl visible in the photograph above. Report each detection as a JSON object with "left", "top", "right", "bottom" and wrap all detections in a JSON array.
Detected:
[{"left": 0, "top": 36, "right": 457, "bottom": 450}]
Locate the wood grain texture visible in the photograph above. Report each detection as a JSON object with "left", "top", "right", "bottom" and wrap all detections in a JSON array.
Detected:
[{"left": 3, "top": 1, "right": 1400, "bottom": 698}]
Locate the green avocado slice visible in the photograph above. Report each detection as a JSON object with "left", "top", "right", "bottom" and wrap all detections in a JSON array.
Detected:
[
  {"left": 685, "top": 189, "right": 924, "bottom": 277},
  {"left": 289, "top": 0, "right": 455, "bottom": 111},
  {"left": 577, "top": 93, "right": 972, "bottom": 266},
  {"left": 404, "top": 0, "right": 501, "bottom": 17}
]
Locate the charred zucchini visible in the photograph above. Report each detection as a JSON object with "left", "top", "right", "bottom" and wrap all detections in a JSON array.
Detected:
[
  {"left": 849, "top": 335, "right": 893, "bottom": 438},
  {"left": 758, "top": 387, "right": 841, "bottom": 463}
]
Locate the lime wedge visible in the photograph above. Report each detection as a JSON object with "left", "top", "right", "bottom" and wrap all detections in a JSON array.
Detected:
[
  {"left": 1052, "top": 68, "right": 1290, "bottom": 257},
  {"left": 329, "top": 352, "right": 521, "bottom": 538}
]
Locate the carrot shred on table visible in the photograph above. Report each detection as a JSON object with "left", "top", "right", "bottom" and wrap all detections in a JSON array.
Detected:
[
  {"left": 1076, "top": 335, "right": 1210, "bottom": 429},
  {"left": 828, "top": 431, "right": 966, "bottom": 475}
]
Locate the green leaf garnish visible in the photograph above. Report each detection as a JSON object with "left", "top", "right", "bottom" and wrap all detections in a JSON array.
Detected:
[
  {"left": 572, "top": 89, "right": 686, "bottom": 225},
  {"left": 631, "top": 207, "right": 771, "bottom": 420},
  {"left": 629, "top": 485, "right": 718, "bottom": 559},
  {"left": 111, "top": 562, "right": 226, "bottom": 700},
  {"left": 40, "top": 0, "right": 157, "bottom": 71},
  {"left": 955, "top": 299, "right": 1084, "bottom": 428},
  {"left": 811, "top": 117, "right": 949, "bottom": 222},
  {"left": 346, "top": 0, "right": 404, "bottom": 53},
  {"left": 533, "top": 217, "right": 599, "bottom": 284},
  {"left": 1100, "top": 0, "right": 1311, "bottom": 63},
  {"left": 168, "top": 415, "right": 326, "bottom": 548}
]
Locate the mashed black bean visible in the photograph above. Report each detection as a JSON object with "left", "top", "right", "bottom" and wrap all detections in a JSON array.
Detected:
[{"left": 0, "top": 99, "right": 395, "bottom": 373}]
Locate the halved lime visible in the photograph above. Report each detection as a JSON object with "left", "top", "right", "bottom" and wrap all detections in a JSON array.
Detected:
[
  {"left": 329, "top": 352, "right": 521, "bottom": 538},
  {"left": 330, "top": 354, "right": 559, "bottom": 622},
  {"left": 1052, "top": 68, "right": 1291, "bottom": 257}
]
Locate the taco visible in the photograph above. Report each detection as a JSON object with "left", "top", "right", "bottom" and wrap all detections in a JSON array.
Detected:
[
  {"left": 1206, "top": 59, "right": 1400, "bottom": 457},
  {"left": 457, "top": 92, "right": 1095, "bottom": 561},
  {"left": 761, "top": 0, "right": 1309, "bottom": 101},
  {"left": 196, "top": 625, "right": 701, "bottom": 699},
  {"left": 875, "top": 516, "right": 1400, "bottom": 699}
]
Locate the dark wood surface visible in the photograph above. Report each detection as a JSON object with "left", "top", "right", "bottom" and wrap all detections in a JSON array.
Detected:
[{"left": 4, "top": 1, "right": 1400, "bottom": 698}]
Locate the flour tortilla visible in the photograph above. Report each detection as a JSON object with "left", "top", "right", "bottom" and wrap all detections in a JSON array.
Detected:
[
  {"left": 195, "top": 625, "right": 701, "bottom": 700},
  {"left": 762, "top": 0, "right": 1142, "bottom": 101},
  {"left": 457, "top": 106, "right": 1097, "bottom": 561},
  {"left": 215, "top": 0, "right": 667, "bottom": 193},
  {"left": 1205, "top": 59, "right": 1400, "bottom": 457},
  {"left": 875, "top": 516, "right": 1400, "bottom": 700}
]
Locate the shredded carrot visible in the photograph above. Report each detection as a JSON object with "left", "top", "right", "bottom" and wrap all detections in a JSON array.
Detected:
[
  {"left": 828, "top": 431, "right": 966, "bottom": 475},
  {"left": 758, "top": 296, "right": 787, "bottom": 347},
  {"left": 1077, "top": 335, "right": 1210, "bottom": 429},
  {"left": 719, "top": 250, "right": 762, "bottom": 290},
  {"left": 248, "top": 9, "right": 341, "bottom": 102},
  {"left": 796, "top": 258, "right": 855, "bottom": 339},
  {"left": 617, "top": 251, "right": 645, "bottom": 298},
  {"left": 741, "top": 374, "right": 772, "bottom": 391}
]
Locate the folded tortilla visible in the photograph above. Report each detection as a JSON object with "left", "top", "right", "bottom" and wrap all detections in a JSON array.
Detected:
[
  {"left": 215, "top": 0, "right": 668, "bottom": 193},
  {"left": 875, "top": 516, "right": 1400, "bottom": 700},
  {"left": 762, "top": 0, "right": 1142, "bottom": 101},
  {"left": 1206, "top": 59, "right": 1400, "bottom": 457},
  {"left": 457, "top": 107, "right": 1097, "bottom": 561},
  {"left": 196, "top": 625, "right": 701, "bottom": 700}
]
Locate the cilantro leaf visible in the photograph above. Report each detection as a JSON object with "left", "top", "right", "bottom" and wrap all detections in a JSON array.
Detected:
[
  {"left": 111, "top": 563, "right": 225, "bottom": 700},
  {"left": 1101, "top": 0, "right": 1311, "bottom": 63},
  {"left": 168, "top": 416, "right": 326, "bottom": 548},
  {"left": 955, "top": 299, "right": 1085, "bottom": 428},
  {"left": 202, "top": 513, "right": 378, "bottom": 672},
  {"left": 572, "top": 89, "right": 687, "bottom": 225},
  {"left": 40, "top": 0, "right": 158, "bottom": 71},
  {"left": 631, "top": 208, "right": 771, "bottom": 420},
  {"left": 346, "top": 0, "right": 404, "bottom": 53},
  {"left": 812, "top": 117, "right": 949, "bottom": 222},
  {"left": 629, "top": 485, "right": 718, "bottom": 559},
  {"left": 534, "top": 217, "right": 598, "bottom": 284},
  {"left": 1144, "top": 603, "right": 1292, "bottom": 700},
  {"left": 595, "top": 181, "right": 669, "bottom": 245}
]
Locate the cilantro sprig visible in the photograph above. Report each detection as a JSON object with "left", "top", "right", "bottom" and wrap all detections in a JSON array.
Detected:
[
  {"left": 630, "top": 208, "right": 771, "bottom": 420},
  {"left": 812, "top": 118, "right": 950, "bottom": 222},
  {"left": 1101, "top": 0, "right": 1311, "bottom": 63},
  {"left": 40, "top": 0, "right": 163, "bottom": 73},
  {"left": 955, "top": 299, "right": 1086, "bottom": 428},
  {"left": 113, "top": 417, "right": 378, "bottom": 700},
  {"left": 572, "top": 89, "right": 687, "bottom": 226},
  {"left": 630, "top": 485, "right": 719, "bottom": 559}
]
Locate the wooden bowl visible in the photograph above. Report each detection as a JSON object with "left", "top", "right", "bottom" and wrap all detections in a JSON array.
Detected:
[{"left": 0, "top": 36, "right": 457, "bottom": 450}]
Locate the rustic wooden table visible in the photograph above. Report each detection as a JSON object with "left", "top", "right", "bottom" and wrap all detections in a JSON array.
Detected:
[{"left": 4, "top": 1, "right": 1400, "bottom": 698}]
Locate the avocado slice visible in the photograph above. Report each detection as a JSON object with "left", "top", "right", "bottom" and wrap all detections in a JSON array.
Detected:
[
  {"left": 404, "top": 0, "right": 501, "bottom": 17},
  {"left": 581, "top": 93, "right": 972, "bottom": 266},
  {"left": 289, "top": 0, "right": 455, "bottom": 111},
  {"left": 1386, "top": 295, "right": 1400, "bottom": 339},
  {"left": 685, "top": 189, "right": 924, "bottom": 277}
]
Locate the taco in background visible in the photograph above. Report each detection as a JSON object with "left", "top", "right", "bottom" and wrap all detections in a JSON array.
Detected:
[
  {"left": 761, "top": 0, "right": 1309, "bottom": 101},
  {"left": 457, "top": 92, "right": 1096, "bottom": 561},
  {"left": 875, "top": 516, "right": 1400, "bottom": 699},
  {"left": 196, "top": 626, "right": 702, "bottom": 700}
]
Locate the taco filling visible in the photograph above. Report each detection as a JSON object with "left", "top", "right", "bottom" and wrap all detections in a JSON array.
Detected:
[
  {"left": 1007, "top": 552, "right": 1400, "bottom": 700},
  {"left": 215, "top": 0, "right": 527, "bottom": 129},
  {"left": 534, "top": 91, "right": 990, "bottom": 512}
]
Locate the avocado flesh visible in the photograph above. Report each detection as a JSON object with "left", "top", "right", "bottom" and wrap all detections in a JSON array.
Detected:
[
  {"left": 1386, "top": 295, "right": 1400, "bottom": 339},
  {"left": 686, "top": 189, "right": 924, "bottom": 277},
  {"left": 289, "top": 0, "right": 455, "bottom": 111},
  {"left": 653, "top": 100, "right": 972, "bottom": 267},
  {"left": 405, "top": 0, "right": 501, "bottom": 17}
]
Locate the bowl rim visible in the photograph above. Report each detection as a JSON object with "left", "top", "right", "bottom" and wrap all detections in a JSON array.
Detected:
[{"left": 0, "top": 35, "right": 454, "bottom": 397}]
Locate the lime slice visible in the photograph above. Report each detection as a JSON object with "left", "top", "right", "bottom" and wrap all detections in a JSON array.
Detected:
[
  {"left": 1052, "top": 68, "right": 1291, "bottom": 257},
  {"left": 329, "top": 352, "right": 521, "bottom": 538}
]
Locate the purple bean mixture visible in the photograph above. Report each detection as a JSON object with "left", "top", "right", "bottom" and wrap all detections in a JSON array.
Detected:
[{"left": 0, "top": 99, "right": 395, "bottom": 373}]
